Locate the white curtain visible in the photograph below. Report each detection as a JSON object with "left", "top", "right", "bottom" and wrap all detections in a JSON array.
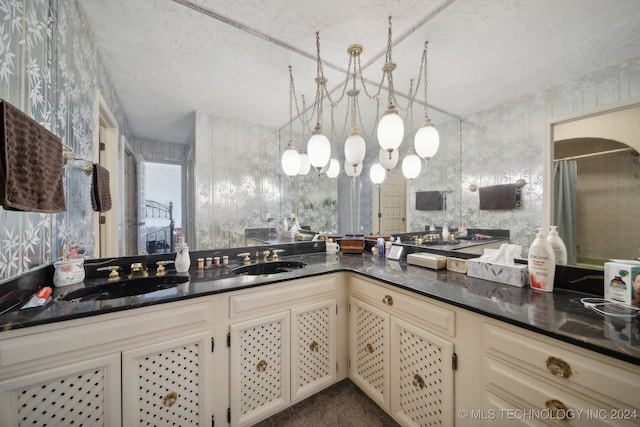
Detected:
[{"left": 554, "top": 160, "right": 577, "bottom": 265}]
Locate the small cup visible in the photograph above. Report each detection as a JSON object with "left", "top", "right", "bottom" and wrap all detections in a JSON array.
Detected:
[
  {"left": 214, "top": 256, "right": 220, "bottom": 266},
  {"left": 222, "top": 256, "right": 229, "bottom": 265},
  {"left": 197, "top": 258, "right": 204, "bottom": 269},
  {"left": 205, "top": 257, "right": 212, "bottom": 267},
  {"left": 326, "top": 242, "right": 340, "bottom": 254}
]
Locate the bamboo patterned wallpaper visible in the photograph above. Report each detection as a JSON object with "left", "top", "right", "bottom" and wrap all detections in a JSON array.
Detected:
[{"left": 0, "top": 0, "right": 130, "bottom": 281}]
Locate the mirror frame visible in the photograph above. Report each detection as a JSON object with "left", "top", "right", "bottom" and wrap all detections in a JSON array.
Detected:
[{"left": 543, "top": 95, "right": 640, "bottom": 260}]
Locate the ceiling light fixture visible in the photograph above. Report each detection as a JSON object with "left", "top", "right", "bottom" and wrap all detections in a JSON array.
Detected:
[
  {"left": 307, "top": 32, "right": 332, "bottom": 174},
  {"left": 281, "top": 66, "right": 301, "bottom": 177},
  {"left": 343, "top": 44, "right": 367, "bottom": 176},
  {"left": 401, "top": 147, "right": 421, "bottom": 181},
  {"left": 369, "top": 162, "right": 386, "bottom": 185},
  {"left": 414, "top": 41, "right": 439, "bottom": 162},
  {"left": 286, "top": 17, "right": 436, "bottom": 183},
  {"left": 377, "top": 16, "right": 404, "bottom": 159}
]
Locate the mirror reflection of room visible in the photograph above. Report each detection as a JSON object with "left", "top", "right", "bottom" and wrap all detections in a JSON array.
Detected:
[{"left": 553, "top": 105, "right": 640, "bottom": 268}]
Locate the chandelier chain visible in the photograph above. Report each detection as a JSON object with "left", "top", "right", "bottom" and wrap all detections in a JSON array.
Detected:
[
  {"left": 288, "top": 66, "right": 294, "bottom": 142},
  {"left": 290, "top": 70, "right": 314, "bottom": 135},
  {"left": 422, "top": 41, "right": 429, "bottom": 117}
]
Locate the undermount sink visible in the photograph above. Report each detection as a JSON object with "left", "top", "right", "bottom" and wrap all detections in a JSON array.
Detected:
[
  {"left": 58, "top": 275, "right": 190, "bottom": 302},
  {"left": 232, "top": 261, "right": 307, "bottom": 276}
]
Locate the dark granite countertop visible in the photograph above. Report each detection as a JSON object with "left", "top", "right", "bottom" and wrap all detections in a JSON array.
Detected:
[{"left": 1, "top": 252, "right": 639, "bottom": 365}]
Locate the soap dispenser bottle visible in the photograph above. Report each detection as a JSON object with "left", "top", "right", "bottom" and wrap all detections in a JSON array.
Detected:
[
  {"left": 175, "top": 237, "right": 191, "bottom": 273},
  {"left": 546, "top": 226, "right": 568, "bottom": 266},
  {"left": 528, "top": 229, "right": 556, "bottom": 292},
  {"left": 441, "top": 225, "right": 450, "bottom": 241}
]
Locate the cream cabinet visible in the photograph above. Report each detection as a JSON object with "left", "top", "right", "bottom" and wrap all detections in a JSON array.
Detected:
[
  {"left": 349, "top": 275, "right": 456, "bottom": 427},
  {"left": 0, "top": 353, "right": 121, "bottom": 426},
  {"left": 483, "top": 321, "right": 640, "bottom": 427},
  {"left": 0, "top": 297, "right": 217, "bottom": 427},
  {"left": 227, "top": 274, "right": 342, "bottom": 427},
  {"left": 122, "top": 331, "right": 212, "bottom": 426}
]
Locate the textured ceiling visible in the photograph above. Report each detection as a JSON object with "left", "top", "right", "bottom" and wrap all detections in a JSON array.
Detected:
[{"left": 79, "top": 0, "right": 640, "bottom": 144}]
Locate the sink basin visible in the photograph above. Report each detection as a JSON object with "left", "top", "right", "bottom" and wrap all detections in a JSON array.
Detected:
[
  {"left": 58, "top": 275, "right": 190, "bottom": 302},
  {"left": 232, "top": 261, "right": 307, "bottom": 276}
]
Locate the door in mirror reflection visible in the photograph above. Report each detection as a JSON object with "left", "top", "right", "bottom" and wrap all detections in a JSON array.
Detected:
[
  {"left": 142, "top": 162, "right": 182, "bottom": 255},
  {"left": 373, "top": 168, "right": 406, "bottom": 235}
]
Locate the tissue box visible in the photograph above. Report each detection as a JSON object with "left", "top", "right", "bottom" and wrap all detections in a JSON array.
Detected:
[
  {"left": 604, "top": 261, "right": 640, "bottom": 306},
  {"left": 467, "top": 259, "right": 529, "bottom": 287}
]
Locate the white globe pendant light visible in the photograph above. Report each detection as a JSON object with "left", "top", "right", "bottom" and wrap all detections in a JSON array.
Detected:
[
  {"left": 344, "top": 130, "right": 366, "bottom": 168},
  {"left": 326, "top": 157, "right": 340, "bottom": 178},
  {"left": 402, "top": 149, "right": 422, "bottom": 180},
  {"left": 281, "top": 141, "right": 301, "bottom": 177},
  {"left": 379, "top": 147, "right": 398, "bottom": 172},
  {"left": 370, "top": 162, "right": 386, "bottom": 184},
  {"left": 377, "top": 107, "right": 404, "bottom": 155},
  {"left": 298, "top": 152, "right": 311, "bottom": 175},
  {"left": 414, "top": 118, "right": 439, "bottom": 161},
  {"left": 344, "top": 159, "right": 362, "bottom": 177},
  {"left": 307, "top": 126, "right": 331, "bottom": 172},
  {"left": 413, "top": 41, "right": 439, "bottom": 162}
]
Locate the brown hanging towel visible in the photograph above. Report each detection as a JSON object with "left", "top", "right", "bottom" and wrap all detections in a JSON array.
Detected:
[
  {"left": 478, "top": 183, "right": 520, "bottom": 210},
  {"left": 91, "top": 163, "right": 112, "bottom": 212},
  {"left": 0, "top": 99, "right": 66, "bottom": 213}
]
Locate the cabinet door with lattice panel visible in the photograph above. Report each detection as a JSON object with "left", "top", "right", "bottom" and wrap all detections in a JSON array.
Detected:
[
  {"left": 230, "top": 311, "right": 290, "bottom": 427},
  {"left": 0, "top": 353, "right": 121, "bottom": 427},
  {"left": 391, "top": 316, "right": 454, "bottom": 427},
  {"left": 349, "top": 297, "right": 391, "bottom": 411},
  {"left": 291, "top": 299, "right": 337, "bottom": 402},
  {"left": 122, "top": 331, "right": 212, "bottom": 427}
]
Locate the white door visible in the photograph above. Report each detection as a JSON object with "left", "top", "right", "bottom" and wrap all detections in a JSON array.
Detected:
[{"left": 373, "top": 168, "right": 406, "bottom": 235}]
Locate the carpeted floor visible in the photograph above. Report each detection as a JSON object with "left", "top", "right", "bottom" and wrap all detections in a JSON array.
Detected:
[{"left": 253, "top": 379, "right": 400, "bottom": 427}]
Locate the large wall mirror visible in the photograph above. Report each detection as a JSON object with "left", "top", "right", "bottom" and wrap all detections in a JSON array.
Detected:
[{"left": 544, "top": 97, "right": 640, "bottom": 269}]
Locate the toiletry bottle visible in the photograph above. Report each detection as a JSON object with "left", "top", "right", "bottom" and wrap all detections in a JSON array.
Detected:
[
  {"left": 175, "top": 237, "right": 191, "bottom": 273},
  {"left": 377, "top": 237, "right": 385, "bottom": 257},
  {"left": 546, "top": 226, "right": 567, "bottom": 265},
  {"left": 442, "top": 225, "right": 450, "bottom": 241},
  {"left": 528, "top": 229, "right": 556, "bottom": 292}
]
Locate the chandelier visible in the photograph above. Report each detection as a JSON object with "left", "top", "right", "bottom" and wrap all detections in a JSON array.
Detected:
[{"left": 283, "top": 17, "right": 438, "bottom": 183}]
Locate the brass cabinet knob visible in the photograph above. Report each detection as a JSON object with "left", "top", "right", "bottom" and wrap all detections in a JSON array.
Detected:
[
  {"left": 382, "top": 295, "right": 394, "bottom": 306},
  {"left": 309, "top": 340, "right": 319, "bottom": 352},
  {"left": 413, "top": 373, "right": 426, "bottom": 389},
  {"left": 366, "top": 343, "right": 374, "bottom": 354},
  {"left": 545, "top": 399, "right": 573, "bottom": 420},
  {"left": 256, "top": 360, "right": 268, "bottom": 372},
  {"left": 546, "top": 356, "right": 572, "bottom": 378},
  {"left": 162, "top": 391, "right": 178, "bottom": 407}
]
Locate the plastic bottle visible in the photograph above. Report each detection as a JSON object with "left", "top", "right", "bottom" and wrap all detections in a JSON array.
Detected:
[
  {"left": 528, "top": 229, "right": 556, "bottom": 292},
  {"left": 441, "top": 225, "right": 450, "bottom": 241},
  {"left": 377, "top": 237, "right": 385, "bottom": 257},
  {"left": 546, "top": 226, "right": 568, "bottom": 266}
]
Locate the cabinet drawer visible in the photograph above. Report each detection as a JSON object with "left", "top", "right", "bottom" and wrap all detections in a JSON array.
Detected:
[
  {"left": 228, "top": 275, "right": 336, "bottom": 319},
  {"left": 350, "top": 275, "right": 455, "bottom": 337},
  {"left": 484, "top": 356, "right": 639, "bottom": 427},
  {"left": 0, "top": 299, "right": 214, "bottom": 370},
  {"left": 483, "top": 322, "right": 640, "bottom": 411}
]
